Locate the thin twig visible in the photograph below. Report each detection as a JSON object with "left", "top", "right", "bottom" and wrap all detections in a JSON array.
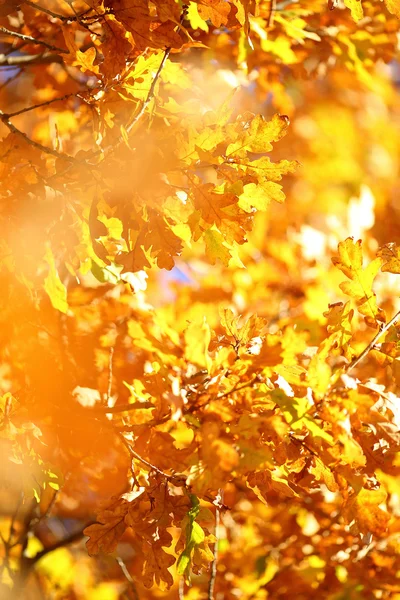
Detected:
[
  {"left": 208, "top": 490, "right": 222, "bottom": 600},
  {"left": 216, "top": 377, "right": 258, "bottom": 400},
  {"left": 0, "top": 110, "right": 80, "bottom": 163},
  {"left": 28, "top": 527, "right": 91, "bottom": 565},
  {"left": 267, "top": 0, "right": 276, "bottom": 27},
  {"left": 125, "top": 47, "right": 170, "bottom": 135},
  {"left": 3, "top": 41, "right": 27, "bottom": 57},
  {"left": 0, "top": 27, "right": 68, "bottom": 54},
  {"left": 0, "top": 69, "right": 22, "bottom": 91},
  {"left": 118, "top": 433, "right": 172, "bottom": 480},
  {"left": 5, "top": 93, "right": 80, "bottom": 118},
  {"left": 92, "top": 401, "right": 153, "bottom": 414},
  {"left": 116, "top": 556, "right": 139, "bottom": 600},
  {"left": 106, "top": 346, "right": 114, "bottom": 404},
  {"left": 93, "top": 46, "right": 172, "bottom": 161},
  {"left": 8, "top": 491, "right": 24, "bottom": 545},
  {"left": 179, "top": 577, "right": 185, "bottom": 600},
  {"left": 346, "top": 309, "right": 400, "bottom": 374},
  {"left": 0, "top": 53, "right": 63, "bottom": 66},
  {"left": 23, "top": 0, "right": 80, "bottom": 21}
]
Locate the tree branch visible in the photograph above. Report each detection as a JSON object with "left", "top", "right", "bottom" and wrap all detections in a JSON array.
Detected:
[
  {"left": 116, "top": 556, "right": 139, "bottom": 600},
  {"left": 0, "top": 27, "right": 68, "bottom": 54},
  {"left": 125, "top": 47, "right": 170, "bottom": 135},
  {"left": 117, "top": 432, "right": 174, "bottom": 480},
  {"left": 207, "top": 490, "right": 222, "bottom": 600},
  {"left": 267, "top": 0, "right": 276, "bottom": 28},
  {"left": 29, "top": 527, "right": 93, "bottom": 565},
  {"left": 92, "top": 401, "right": 153, "bottom": 414},
  {"left": 4, "top": 92, "right": 81, "bottom": 118},
  {"left": 0, "top": 53, "right": 63, "bottom": 66},
  {"left": 346, "top": 309, "right": 400, "bottom": 374},
  {"left": 0, "top": 68, "right": 22, "bottom": 90},
  {"left": 23, "top": 0, "right": 81, "bottom": 21},
  {"left": 0, "top": 110, "right": 81, "bottom": 163}
]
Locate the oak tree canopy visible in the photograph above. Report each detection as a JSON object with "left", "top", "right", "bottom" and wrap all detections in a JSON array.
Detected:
[{"left": 1, "top": 0, "right": 400, "bottom": 598}]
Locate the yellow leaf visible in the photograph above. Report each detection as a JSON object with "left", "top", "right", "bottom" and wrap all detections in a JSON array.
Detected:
[
  {"left": 332, "top": 238, "right": 383, "bottom": 325},
  {"left": 238, "top": 181, "right": 285, "bottom": 211},
  {"left": 63, "top": 29, "right": 99, "bottom": 74},
  {"left": 142, "top": 532, "right": 175, "bottom": 590},
  {"left": 197, "top": 0, "right": 231, "bottom": 27},
  {"left": 385, "top": 0, "right": 400, "bottom": 17},
  {"left": 346, "top": 487, "right": 390, "bottom": 536},
  {"left": 378, "top": 243, "right": 400, "bottom": 274},
  {"left": 184, "top": 319, "right": 212, "bottom": 371},
  {"left": 43, "top": 246, "right": 69, "bottom": 314},
  {"left": 204, "top": 228, "right": 232, "bottom": 265},
  {"left": 344, "top": 0, "right": 363, "bottom": 21},
  {"left": 186, "top": 1, "right": 209, "bottom": 31},
  {"left": 226, "top": 113, "right": 290, "bottom": 157}
]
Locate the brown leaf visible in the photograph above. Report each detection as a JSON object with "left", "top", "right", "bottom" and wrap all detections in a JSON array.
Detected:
[{"left": 142, "top": 531, "right": 175, "bottom": 590}]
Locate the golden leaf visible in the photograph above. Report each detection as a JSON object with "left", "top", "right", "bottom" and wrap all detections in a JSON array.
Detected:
[{"left": 332, "top": 238, "right": 384, "bottom": 325}]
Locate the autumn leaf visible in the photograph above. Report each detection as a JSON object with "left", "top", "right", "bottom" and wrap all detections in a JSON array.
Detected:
[
  {"left": 378, "top": 243, "right": 400, "bottom": 274},
  {"left": 63, "top": 28, "right": 100, "bottom": 74},
  {"left": 345, "top": 487, "right": 390, "bottom": 536},
  {"left": 3, "top": 1, "right": 400, "bottom": 598},
  {"left": 84, "top": 518, "right": 127, "bottom": 555},
  {"left": 0, "top": 0, "right": 19, "bottom": 15},
  {"left": 385, "top": 0, "right": 400, "bottom": 18},
  {"left": 344, "top": 0, "right": 363, "bottom": 21},
  {"left": 100, "top": 16, "right": 134, "bottom": 79},
  {"left": 204, "top": 228, "right": 233, "bottom": 265},
  {"left": 332, "top": 238, "right": 384, "bottom": 325},
  {"left": 197, "top": 0, "right": 231, "bottom": 27},
  {"left": 184, "top": 319, "right": 212, "bottom": 371},
  {"left": 226, "top": 114, "right": 291, "bottom": 157},
  {"left": 142, "top": 531, "right": 175, "bottom": 590},
  {"left": 176, "top": 495, "right": 209, "bottom": 578},
  {"left": 43, "top": 246, "right": 68, "bottom": 314}
]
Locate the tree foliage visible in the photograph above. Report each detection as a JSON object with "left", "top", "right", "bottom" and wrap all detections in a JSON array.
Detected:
[{"left": 1, "top": 0, "right": 400, "bottom": 598}]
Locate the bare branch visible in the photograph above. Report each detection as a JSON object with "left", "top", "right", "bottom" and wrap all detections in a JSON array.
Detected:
[{"left": 0, "top": 27, "right": 68, "bottom": 54}]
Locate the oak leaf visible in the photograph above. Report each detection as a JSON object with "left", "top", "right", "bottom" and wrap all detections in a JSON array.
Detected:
[
  {"left": 385, "top": 0, "right": 400, "bottom": 18},
  {"left": 344, "top": 0, "right": 363, "bottom": 21},
  {"left": 197, "top": 0, "right": 231, "bottom": 27},
  {"left": 332, "top": 238, "right": 384, "bottom": 326},
  {"left": 346, "top": 487, "right": 390, "bottom": 537},
  {"left": 226, "top": 114, "right": 291, "bottom": 157},
  {"left": 43, "top": 246, "right": 68, "bottom": 314},
  {"left": 142, "top": 531, "right": 175, "bottom": 590},
  {"left": 101, "top": 16, "right": 134, "bottom": 79},
  {"left": 84, "top": 516, "right": 127, "bottom": 555},
  {"left": 377, "top": 243, "right": 400, "bottom": 274}
]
